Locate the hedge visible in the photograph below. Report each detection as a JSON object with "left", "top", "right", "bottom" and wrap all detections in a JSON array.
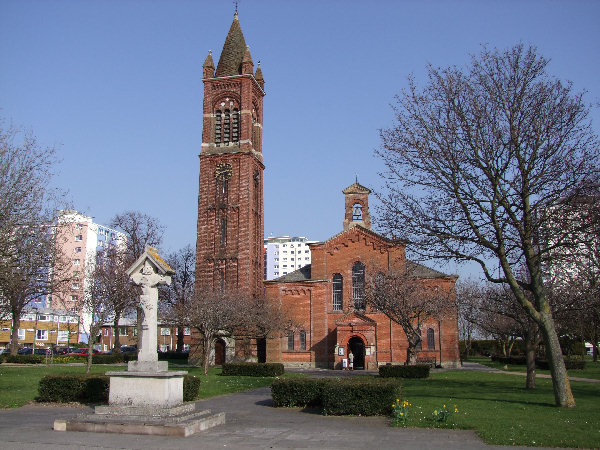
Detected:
[
  {"left": 37, "top": 374, "right": 201, "bottom": 404},
  {"left": 183, "top": 375, "right": 202, "bottom": 401},
  {"left": 491, "top": 355, "right": 586, "bottom": 370},
  {"left": 221, "top": 362, "right": 284, "bottom": 377},
  {"left": 158, "top": 351, "right": 189, "bottom": 361},
  {"left": 271, "top": 378, "right": 328, "bottom": 407},
  {"left": 3, "top": 355, "right": 45, "bottom": 364},
  {"left": 379, "top": 364, "right": 430, "bottom": 378},
  {"left": 271, "top": 378, "right": 402, "bottom": 416},
  {"left": 37, "top": 374, "right": 110, "bottom": 403}
]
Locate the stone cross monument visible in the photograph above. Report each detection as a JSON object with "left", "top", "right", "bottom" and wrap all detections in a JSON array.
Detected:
[
  {"left": 129, "top": 257, "right": 171, "bottom": 372},
  {"left": 54, "top": 246, "right": 227, "bottom": 435},
  {"left": 105, "top": 246, "right": 186, "bottom": 407}
]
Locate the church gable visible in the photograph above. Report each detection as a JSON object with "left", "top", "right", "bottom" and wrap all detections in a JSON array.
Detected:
[
  {"left": 334, "top": 310, "right": 377, "bottom": 326},
  {"left": 320, "top": 225, "right": 399, "bottom": 257}
]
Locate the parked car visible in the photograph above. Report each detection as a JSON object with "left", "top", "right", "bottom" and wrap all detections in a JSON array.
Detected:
[
  {"left": 17, "top": 348, "right": 33, "bottom": 355},
  {"left": 68, "top": 348, "right": 99, "bottom": 356},
  {"left": 120, "top": 346, "right": 137, "bottom": 354}
]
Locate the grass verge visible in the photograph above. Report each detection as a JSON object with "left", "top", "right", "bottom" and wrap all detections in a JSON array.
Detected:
[
  {"left": 0, "top": 364, "right": 300, "bottom": 408},
  {"left": 400, "top": 370, "right": 600, "bottom": 448}
]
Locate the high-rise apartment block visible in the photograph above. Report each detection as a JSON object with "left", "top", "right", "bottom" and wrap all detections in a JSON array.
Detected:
[
  {"left": 264, "top": 236, "right": 316, "bottom": 280},
  {"left": 50, "top": 210, "right": 126, "bottom": 341}
]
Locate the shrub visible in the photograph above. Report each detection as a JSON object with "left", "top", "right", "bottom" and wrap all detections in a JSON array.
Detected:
[
  {"left": 271, "top": 378, "right": 327, "bottom": 407},
  {"left": 321, "top": 378, "right": 402, "bottom": 416},
  {"left": 37, "top": 374, "right": 109, "bottom": 403},
  {"left": 491, "top": 355, "right": 586, "bottom": 370},
  {"left": 379, "top": 364, "right": 430, "bottom": 378},
  {"left": 90, "top": 354, "right": 125, "bottom": 364},
  {"left": 4, "top": 355, "right": 45, "bottom": 364},
  {"left": 158, "top": 351, "right": 189, "bottom": 361},
  {"left": 536, "top": 359, "right": 586, "bottom": 370},
  {"left": 222, "top": 362, "right": 284, "bottom": 377},
  {"left": 271, "top": 377, "right": 402, "bottom": 416},
  {"left": 183, "top": 375, "right": 202, "bottom": 401},
  {"left": 491, "top": 355, "right": 527, "bottom": 365}
]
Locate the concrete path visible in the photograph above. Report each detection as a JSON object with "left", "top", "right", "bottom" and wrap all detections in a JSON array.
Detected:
[
  {"left": 0, "top": 387, "right": 504, "bottom": 450},
  {"left": 0, "top": 362, "right": 574, "bottom": 449}
]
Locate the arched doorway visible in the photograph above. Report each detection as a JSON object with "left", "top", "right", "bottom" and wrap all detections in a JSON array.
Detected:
[
  {"left": 348, "top": 336, "right": 365, "bottom": 370},
  {"left": 214, "top": 338, "right": 226, "bottom": 366},
  {"left": 257, "top": 338, "right": 266, "bottom": 363}
]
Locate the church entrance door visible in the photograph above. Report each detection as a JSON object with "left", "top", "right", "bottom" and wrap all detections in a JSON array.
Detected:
[
  {"left": 214, "top": 338, "right": 226, "bottom": 365},
  {"left": 348, "top": 336, "right": 365, "bottom": 370}
]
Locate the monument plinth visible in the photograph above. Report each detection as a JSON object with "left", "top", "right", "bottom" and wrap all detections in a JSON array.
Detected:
[{"left": 54, "top": 246, "right": 225, "bottom": 436}]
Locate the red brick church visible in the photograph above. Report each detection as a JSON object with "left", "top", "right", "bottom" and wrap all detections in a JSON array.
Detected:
[
  {"left": 264, "top": 183, "right": 460, "bottom": 369},
  {"left": 194, "top": 12, "right": 460, "bottom": 369}
]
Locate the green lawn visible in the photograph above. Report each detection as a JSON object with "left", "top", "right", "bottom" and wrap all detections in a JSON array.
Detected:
[
  {"left": 467, "top": 356, "right": 600, "bottom": 380},
  {"left": 0, "top": 363, "right": 299, "bottom": 408},
  {"left": 399, "top": 370, "right": 600, "bottom": 448}
]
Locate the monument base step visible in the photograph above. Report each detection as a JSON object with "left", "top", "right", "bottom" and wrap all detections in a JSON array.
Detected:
[{"left": 54, "top": 403, "right": 226, "bottom": 437}]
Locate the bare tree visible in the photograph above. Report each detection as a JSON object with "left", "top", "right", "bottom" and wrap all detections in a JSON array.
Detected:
[
  {"left": 178, "top": 289, "right": 292, "bottom": 375},
  {"left": 178, "top": 290, "right": 248, "bottom": 375},
  {"left": 0, "top": 121, "right": 70, "bottom": 355},
  {"left": 455, "top": 279, "right": 485, "bottom": 360},
  {"left": 160, "top": 245, "right": 195, "bottom": 352},
  {"left": 98, "top": 245, "right": 138, "bottom": 353},
  {"left": 364, "top": 264, "right": 454, "bottom": 365},
  {"left": 81, "top": 253, "right": 116, "bottom": 372},
  {"left": 378, "top": 44, "right": 598, "bottom": 406},
  {"left": 110, "top": 211, "right": 165, "bottom": 344},
  {"left": 110, "top": 211, "right": 165, "bottom": 263}
]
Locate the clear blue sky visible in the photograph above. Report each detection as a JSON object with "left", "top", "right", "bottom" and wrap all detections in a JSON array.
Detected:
[{"left": 1, "top": 0, "right": 599, "bottom": 277}]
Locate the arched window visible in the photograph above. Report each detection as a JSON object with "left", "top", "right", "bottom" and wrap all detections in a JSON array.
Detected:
[
  {"left": 215, "top": 110, "right": 222, "bottom": 145},
  {"left": 215, "top": 107, "right": 240, "bottom": 146},
  {"left": 352, "top": 203, "right": 363, "bottom": 221},
  {"left": 332, "top": 273, "right": 343, "bottom": 311},
  {"left": 352, "top": 262, "right": 365, "bottom": 309},
  {"left": 287, "top": 331, "right": 294, "bottom": 351},
  {"left": 427, "top": 328, "right": 435, "bottom": 350},
  {"left": 299, "top": 330, "right": 306, "bottom": 350},
  {"left": 220, "top": 217, "right": 226, "bottom": 246},
  {"left": 232, "top": 109, "right": 239, "bottom": 142},
  {"left": 223, "top": 109, "right": 231, "bottom": 143}
]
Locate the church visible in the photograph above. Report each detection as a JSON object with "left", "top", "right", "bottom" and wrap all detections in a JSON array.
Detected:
[{"left": 194, "top": 12, "right": 460, "bottom": 369}]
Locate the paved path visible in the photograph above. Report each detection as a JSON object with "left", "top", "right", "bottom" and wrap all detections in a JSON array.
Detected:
[
  {"left": 0, "top": 362, "right": 576, "bottom": 449},
  {"left": 0, "top": 387, "right": 504, "bottom": 450}
]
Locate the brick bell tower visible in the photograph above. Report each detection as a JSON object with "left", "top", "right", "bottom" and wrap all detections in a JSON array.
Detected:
[{"left": 196, "top": 12, "right": 265, "bottom": 298}]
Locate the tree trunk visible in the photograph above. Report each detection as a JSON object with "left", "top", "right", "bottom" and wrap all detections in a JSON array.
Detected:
[
  {"left": 406, "top": 341, "right": 419, "bottom": 365},
  {"left": 9, "top": 315, "right": 20, "bottom": 355},
  {"left": 593, "top": 322, "right": 598, "bottom": 363},
  {"left": 507, "top": 338, "right": 516, "bottom": 358},
  {"left": 113, "top": 311, "right": 122, "bottom": 353},
  {"left": 202, "top": 334, "right": 212, "bottom": 375},
  {"left": 539, "top": 311, "right": 575, "bottom": 407},
  {"left": 86, "top": 341, "right": 94, "bottom": 373},
  {"left": 176, "top": 326, "right": 184, "bottom": 353},
  {"left": 525, "top": 330, "right": 537, "bottom": 389}
]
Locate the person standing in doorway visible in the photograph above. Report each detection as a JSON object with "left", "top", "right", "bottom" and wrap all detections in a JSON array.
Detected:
[{"left": 348, "top": 351, "right": 354, "bottom": 370}]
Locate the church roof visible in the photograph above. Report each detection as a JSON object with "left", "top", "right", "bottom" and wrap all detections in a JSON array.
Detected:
[
  {"left": 406, "top": 260, "right": 454, "bottom": 279},
  {"left": 342, "top": 182, "right": 371, "bottom": 195},
  {"left": 267, "top": 264, "right": 313, "bottom": 283},
  {"left": 215, "top": 12, "right": 247, "bottom": 77}
]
